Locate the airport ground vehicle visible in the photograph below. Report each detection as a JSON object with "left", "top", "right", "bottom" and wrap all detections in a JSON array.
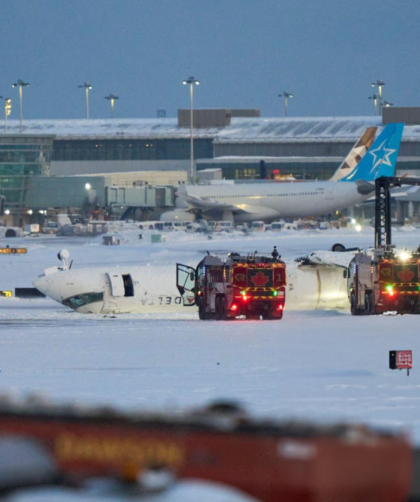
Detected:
[
  {"left": 138, "top": 221, "right": 160, "bottom": 230},
  {"left": 349, "top": 248, "right": 420, "bottom": 315},
  {"left": 349, "top": 176, "right": 420, "bottom": 315},
  {"left": 215, "top": 220, "right": 234, "bottom": 232},
  {"left": 251, "top": 221, "right": 265, "bottom": 231},
  {"left": 42, "top": 221, "right": 59, "bottom": 234},
  {"left": 176, "top": 248, "right": 286, "bottom": 320},
  {"left": 207, "top": 220, "right": 217, "bottom": 231},
  {"left": 271, "top": 221, "right": 285, "bottom": 231},
  {"left": 0, "top": 397, "right": 412, "bottom": 502}
]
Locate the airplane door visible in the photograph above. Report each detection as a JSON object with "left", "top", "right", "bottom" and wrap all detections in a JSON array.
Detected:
[
  {"left": 106, "top": 273, "right": 125, "bottom": 297},
  {"left": 176, "top": 263, "right": 196, "bottom": 306}
]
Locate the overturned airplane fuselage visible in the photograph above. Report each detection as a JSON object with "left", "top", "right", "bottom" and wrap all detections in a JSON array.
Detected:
[{"left": 33, "top": 250, "right": 354, "bottom": 314}]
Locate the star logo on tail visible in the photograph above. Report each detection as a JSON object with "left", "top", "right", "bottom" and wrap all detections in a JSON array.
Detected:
[{"left": 369, "top": 140, "right": 396, "bottom": 173}]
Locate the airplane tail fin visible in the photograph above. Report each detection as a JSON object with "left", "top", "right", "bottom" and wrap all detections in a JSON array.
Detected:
[
  {"left": 340, "top": 123, "right": 404, "bottom": 182},
  {"left": 330, "top": 127, "right": 377, "bottom": 181}
]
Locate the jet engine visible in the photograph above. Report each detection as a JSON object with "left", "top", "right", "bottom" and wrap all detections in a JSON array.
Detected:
[{"left": 160, "top": 209, "right": 195, "bottom": 223}]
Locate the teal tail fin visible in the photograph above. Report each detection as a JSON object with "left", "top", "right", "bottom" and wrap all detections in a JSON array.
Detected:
[{"left": 340, "top": 123, "right": 404, "bottom": 182}]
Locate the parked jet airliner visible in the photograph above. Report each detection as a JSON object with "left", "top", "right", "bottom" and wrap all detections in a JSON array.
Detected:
[{"left": 161, "top": 123, "right": 404, "bottom": 223}]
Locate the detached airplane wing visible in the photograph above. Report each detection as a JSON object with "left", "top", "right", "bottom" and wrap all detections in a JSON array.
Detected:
[
  {"left": 180, "top": 193, "right": 241, "bottom": 213},
  {"left": 177, "top": 186, "right": 250, "bottom": 215}
]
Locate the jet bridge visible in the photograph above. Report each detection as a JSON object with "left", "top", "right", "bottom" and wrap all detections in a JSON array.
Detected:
[{"left": 105, "top": 185, "right": 174, "bottom": 207}]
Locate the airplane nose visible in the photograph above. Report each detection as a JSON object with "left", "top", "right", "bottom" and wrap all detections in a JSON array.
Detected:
[
  {"left": 33, "top": 275, "right": 62, "bottom": 303},
  {"left": 33, "top": 276, "right": 48, "bottom": 295}
]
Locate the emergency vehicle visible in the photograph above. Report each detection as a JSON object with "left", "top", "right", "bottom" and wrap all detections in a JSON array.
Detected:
[
  {"left": 349, "top": 176, "right": 420, "bottom": 315},
  {"left": 176, "top": 247, "right": 286, "bottom": 320},
  {"left": 349, "top": 247, "right": 420, "bottom": 315}
]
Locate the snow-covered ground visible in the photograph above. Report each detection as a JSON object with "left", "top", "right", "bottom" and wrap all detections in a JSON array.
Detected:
[
  {"left": 8, "top": 480, "right": 259, "bottom": 502},
  {"left": 1, "top": 226, "right": 420, "bottom": 451}
]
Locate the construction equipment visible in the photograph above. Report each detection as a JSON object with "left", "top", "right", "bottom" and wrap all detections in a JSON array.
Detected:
[
  {"left": 176, "top": 247, "right": 286, "bottom": 320},
  {"left": 349, "top": 176, "right": 420, "bottom": 315}
]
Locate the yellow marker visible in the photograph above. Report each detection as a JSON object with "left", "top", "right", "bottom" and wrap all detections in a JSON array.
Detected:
[
  {"left": 0, "top": 291, "right": 12, "bottom": 297},
  {"left": 0, "top": 248, "right": 27, "bottom": 255}
]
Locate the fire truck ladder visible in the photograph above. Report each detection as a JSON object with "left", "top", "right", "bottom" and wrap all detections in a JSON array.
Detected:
[{"left": 374, "top": 176, "right": 420, "bottom": 248}]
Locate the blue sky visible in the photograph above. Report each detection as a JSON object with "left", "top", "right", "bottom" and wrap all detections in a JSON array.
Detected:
[{"left": 1, "top": 0, "right": 419, "bottom": 120}]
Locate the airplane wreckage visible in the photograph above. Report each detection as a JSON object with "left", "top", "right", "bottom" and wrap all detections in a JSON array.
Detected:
[{"left": 33, "top": 247, "right": 355, "bottom": 315}]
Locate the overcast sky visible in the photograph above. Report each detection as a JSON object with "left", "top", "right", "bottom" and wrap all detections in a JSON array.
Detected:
[{"left": 1, "top": 0, "right": 419, "bottom": 120}]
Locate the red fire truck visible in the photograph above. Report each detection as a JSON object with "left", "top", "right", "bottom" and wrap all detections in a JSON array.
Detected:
[
  {"left": 176, "top": 248, "right": 286, "bottom": 320},
  {"left": 349, "top": 247, "right": 420, "bottom": 315},
  {"left": 349, "top": 177, "right": 420, "bottom": 315}
]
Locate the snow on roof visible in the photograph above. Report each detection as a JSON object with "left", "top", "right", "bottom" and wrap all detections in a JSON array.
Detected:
[
  {"left": 214, "top": 116, "right": 420, "bottom": 143},
  {"left": 214, "top": 117, "right": 383, "bottom": 143},
  {"left": 0, "top": 116, "right": 420, "bottom": 142},
  {"left": 0, "top": 118, "right": 223, "bottom": 140},
  {"left": 198, "top": 156, "right": 344, "bottom": 163}
]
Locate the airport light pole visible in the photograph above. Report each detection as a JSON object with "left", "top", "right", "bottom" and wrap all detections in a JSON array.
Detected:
[
  {"left": 104, "top": 94, "right": 119, "bottom": 118},
  {"left": 279, "top": 91, "right": 293, "bottom": 117},
  {"left": 79, "top": 82, "right": 93, "bottom": 119},
  {"left": 371, "top": 80, "right": 385, "bottom": 112},
  {"left": 12, "top": 80, "right": 30, "bottom": 134},
  {"left": 4, "top": 98, "right": 12, "bottom": 133},
  {"left": 183, "top": 76, "right": 200, "bottom": 184},
  {"left": 368, "top": 94, "right": 378, "bottom": 115},
  {"left": 0, "top": 96, "right": 3, "bottom": 132}
]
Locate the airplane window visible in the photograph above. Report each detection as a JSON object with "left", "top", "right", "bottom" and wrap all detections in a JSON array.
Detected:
[
  {"left": 63, "top": 292, "right": 104, "bottom": 308},
  {"left": 84, "top": 292, "right": 104, "bottom": 304},
  {"left": 64, "top": 295, "right": 86, "bottom": 308}
]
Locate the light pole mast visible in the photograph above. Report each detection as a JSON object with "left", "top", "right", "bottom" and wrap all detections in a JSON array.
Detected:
[
  {"left": 371, "top": 80, "right": 385, "bottom": 114},
  {"left": 79, "top": 82, "right": 93, "bottom": 119},
  {"left": 279, "top": 91, "right": 293, "bottom": 117},
  {"left": 368, "top": 94, "right": 378, "bottom": 115},
  {"left": 183, "top": 76, "right": 200, "bottom": 184},
  {"left": 4, "top": 98, "right": 12, "bottom": 133},
  {"left": 12, "top": 80, "right": 30, "bottom": 133},
  {"left": 105, "top": 94, "right": 119, "bottom": 118}
]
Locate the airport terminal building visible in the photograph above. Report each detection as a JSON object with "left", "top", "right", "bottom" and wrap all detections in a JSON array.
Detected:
[{"left": 1, "top": 107, "right": 420, "bottom": 222}]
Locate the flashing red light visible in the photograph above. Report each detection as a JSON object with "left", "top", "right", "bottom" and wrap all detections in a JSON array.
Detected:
[
  {"left": 389, "top": 291, "right": 395, "bottom": 297},
  {"left": 277, "top": 304, "right": 283, "bottom": 310},
  {"left": 231, "top": 304, "right": 238, "bottom": 311},
  {"left": 273, "top": 169, "right": 280, "bottom": 174},
  {"left": 242, "top": 295, "right": 248, "bottom": 301}
]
